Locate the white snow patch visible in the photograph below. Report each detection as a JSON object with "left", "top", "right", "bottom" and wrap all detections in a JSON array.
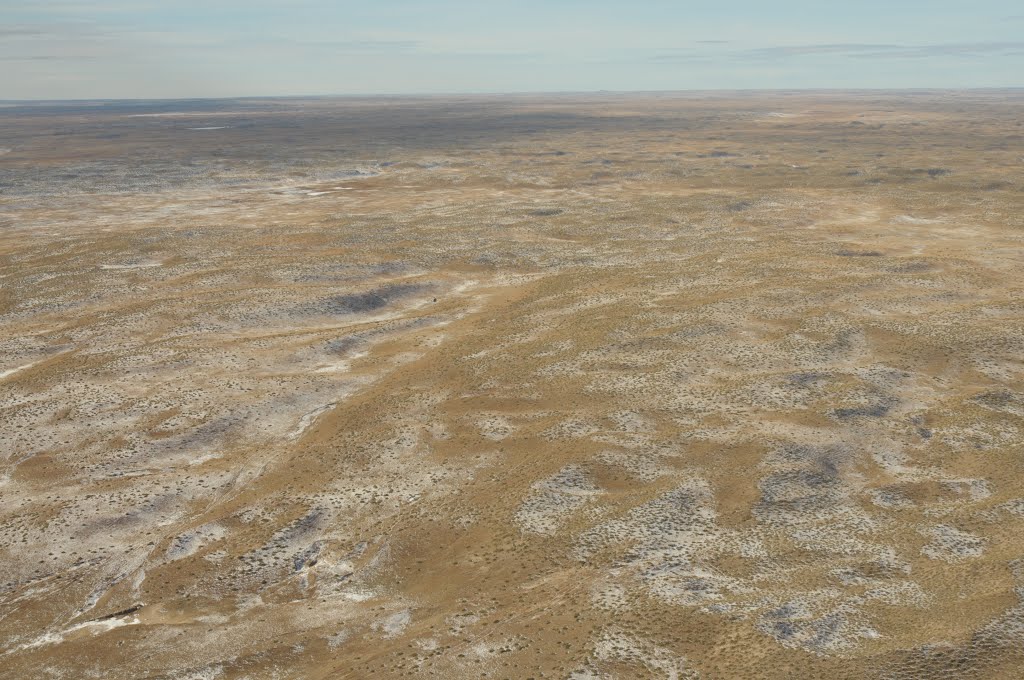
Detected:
[
  {"left": 12, "top": 615, "right": 140, "bottom": 652},
  {"left": 375, "top": 610, "right": 411, "bottom": 638},
  {"left": 98, "top": 261, "right": 162, "bottom": 270},
  {"left": 289, "top": 403, "right": 336, "bottom": 439},
  {"left": 0, "top": 360, "right": 40, "bottom": 381}
]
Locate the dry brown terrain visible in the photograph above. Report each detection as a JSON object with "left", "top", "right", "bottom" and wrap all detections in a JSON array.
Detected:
[{"left": 1, "top": 91, "right": 1023, "bottom": 679}]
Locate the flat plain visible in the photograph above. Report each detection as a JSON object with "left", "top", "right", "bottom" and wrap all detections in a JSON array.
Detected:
[{"left": 1, "top": 91, "right": 1023, "bottom": 679}]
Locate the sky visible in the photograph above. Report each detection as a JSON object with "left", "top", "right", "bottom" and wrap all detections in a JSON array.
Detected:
[{"left": 1, "top": 0, "right": 1023, "bottom": 99}]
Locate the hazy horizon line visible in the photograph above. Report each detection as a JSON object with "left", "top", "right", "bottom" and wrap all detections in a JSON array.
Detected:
[{"left": 3, "top": 86, "right": 1024, "bottom": 105}]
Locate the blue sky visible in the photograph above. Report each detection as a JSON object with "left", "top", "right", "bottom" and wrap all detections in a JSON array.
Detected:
[{"left": 1, "top": 0, "right": 1022, "bottom": 99}]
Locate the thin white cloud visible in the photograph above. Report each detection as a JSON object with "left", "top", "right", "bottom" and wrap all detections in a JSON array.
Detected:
[
  {"left": 648, "top": 41, "right": 1024, "bottom": 63},
  {"left": 745, "top": 41, "right": 1024, "bottom": 59}
]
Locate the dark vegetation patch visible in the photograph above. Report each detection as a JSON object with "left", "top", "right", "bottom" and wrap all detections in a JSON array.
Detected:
[
  {"left": 771, "top": 444, "right": 851, "bottom": 479},
  {"left": 293, "top": 540, "right": 325, "bottom": 572},
  {"left": 789, "top": 372, "right": 831, "bottom": 388},
  {"left": 755, "top": 469, "right": 845, "bottom": 524},
  {"left": 155, "top": 416, "right": 240, "bottom": 453},
  {"left": 972, "top": 390, "right": 1022, "bottom": 414},
  {"left": 886, "top": 259, "right": 934, "bottom": 273},
  {"left": 93, "top": 604, "right": 143, "bottom": 622},
  {"left": 832, "top": 400, "right": 894, "bottom": 420},
  {"left": 837, "top": 249, "right": 883, "bottom": 257},
  {"left": 279, "top": 509, "right": 326, "bottom": 544},
  {"left": 326, "top": 335, "right": 365, "bottom": 355},
  {"left": 309, "top": 283, "right": 425, "bottom": 315},
  {"left": 981, "top": 181, "right": 1013, "bottom": 191}
]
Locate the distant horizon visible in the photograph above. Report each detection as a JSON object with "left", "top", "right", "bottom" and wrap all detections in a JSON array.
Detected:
[{"left": 3, "top": 86, "right": 1024, "bottom": 106}]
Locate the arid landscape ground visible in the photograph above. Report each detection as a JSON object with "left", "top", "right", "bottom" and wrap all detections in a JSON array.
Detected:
[{"left": 1, "top": 91, "right": 1023, "bottom": 678}]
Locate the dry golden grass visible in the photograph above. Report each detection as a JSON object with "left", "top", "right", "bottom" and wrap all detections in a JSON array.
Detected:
[{"left": 1, "top": 91, "right": 1023, "bottom": 678}]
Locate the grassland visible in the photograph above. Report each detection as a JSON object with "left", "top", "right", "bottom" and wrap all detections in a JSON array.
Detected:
[{"left": 1, "top": 91, "right": 1023, "bottom": 678}]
